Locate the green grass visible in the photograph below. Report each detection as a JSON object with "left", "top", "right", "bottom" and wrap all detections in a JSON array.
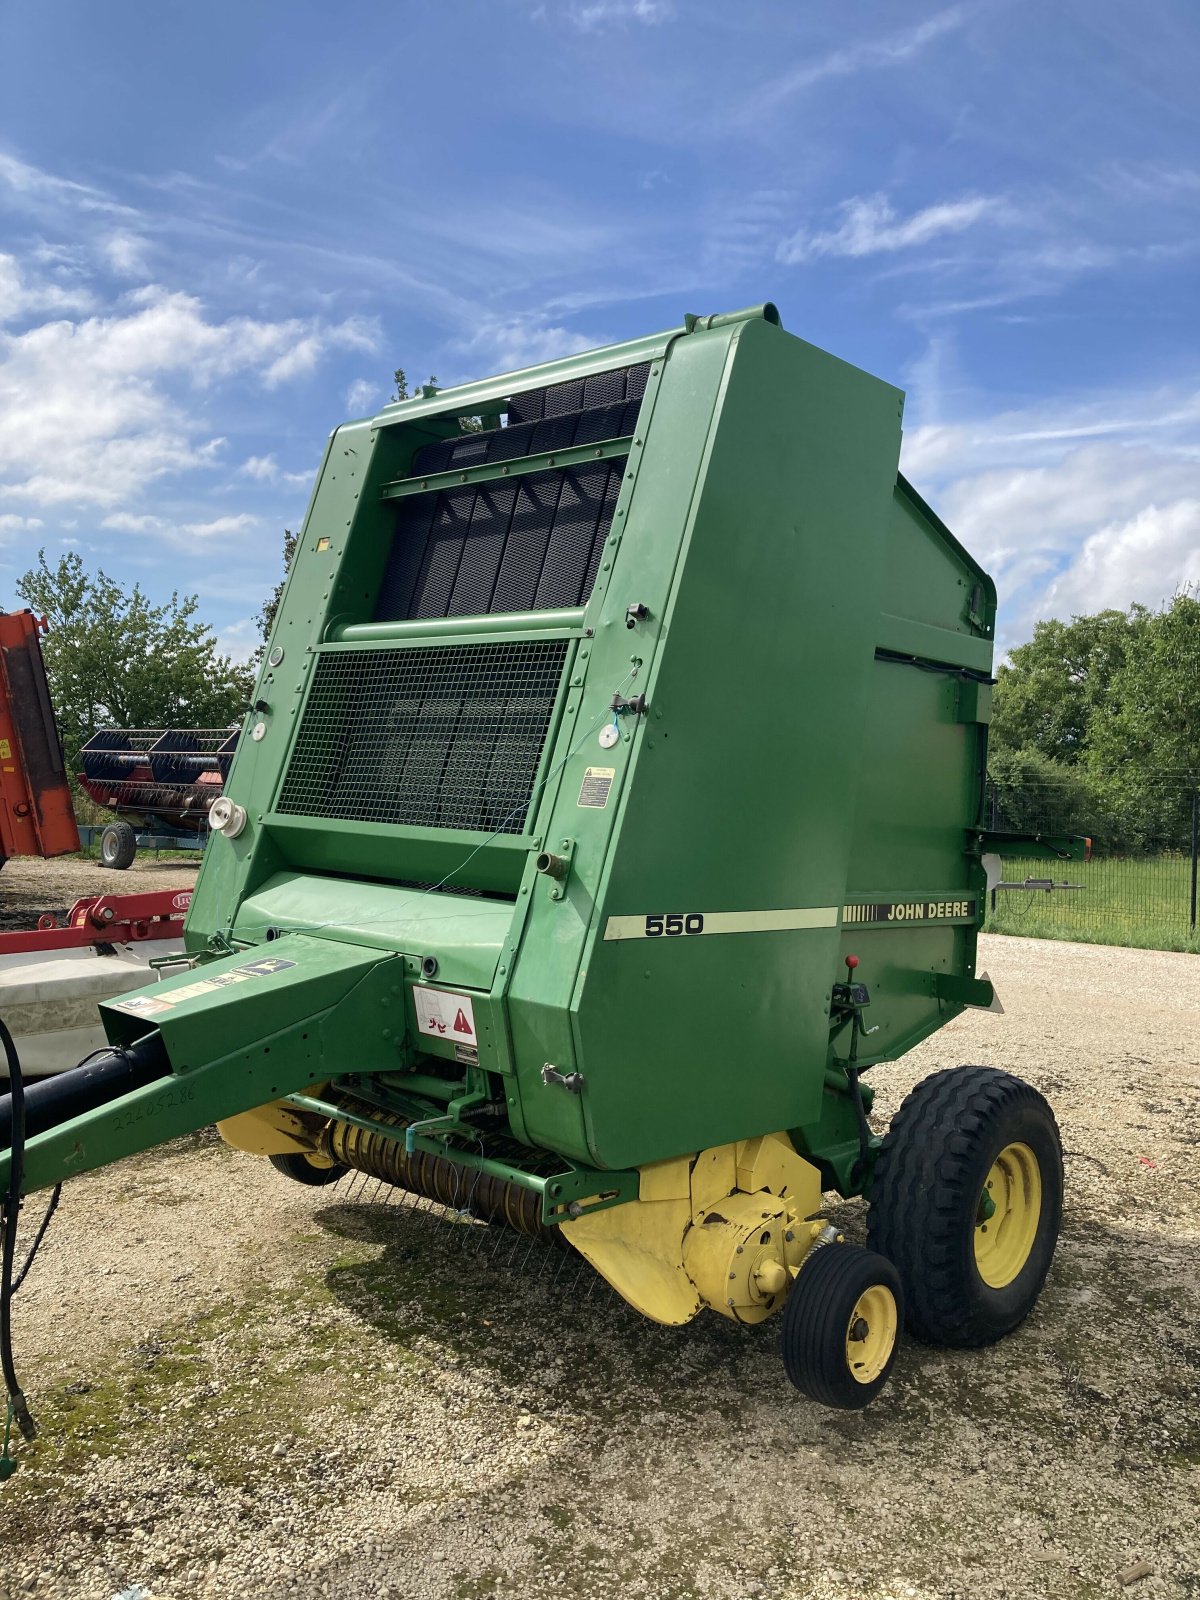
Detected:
[{"left": 984, "top": 853, "right": 1200, "bottom": 953}]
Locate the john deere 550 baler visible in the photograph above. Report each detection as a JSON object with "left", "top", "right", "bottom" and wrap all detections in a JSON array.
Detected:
[{"left": 0, "top": 304, "right": 1078, "bottom": 1422}]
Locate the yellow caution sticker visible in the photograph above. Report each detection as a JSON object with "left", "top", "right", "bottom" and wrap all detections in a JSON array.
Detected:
[{"left": 577, "top": 766, "right": 615, "bottom": 808}]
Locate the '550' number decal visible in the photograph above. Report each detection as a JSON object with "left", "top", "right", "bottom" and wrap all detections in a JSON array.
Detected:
[{"left": 644, "top": 913, "right": 705, "bottom": 937}]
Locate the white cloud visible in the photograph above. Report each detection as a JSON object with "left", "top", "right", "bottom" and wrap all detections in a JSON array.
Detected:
[
  {"left": 182, "top": 513, "right": 260, "bottom": 538},
  {"left": 0, "top": 285, "right": 376, "bottom": 507},
  {"left": 345, "top": 378, "right": 378, "bottom": 414},
  {"left": 237, "top": 453, "right": 312, "bottom": 487},
  {"left": 748, "top": 6, "right": 967, "bottom": 116},
  {"left": 900, "top": 381, "right": 1200, "bottom": 642},
  {"left": 0, "top": 252, "right": 94, "bottom": 323},
  {"left": 100, "top": 231, "right": 152, "bottom": 278},
  {"left": 239, "top": 454, "right": 280, "bottom": 481},
  {"left": 215, "top": 615, "right": 263, "bottom": 665},
  {"left": 534, "top": 0, "right": 672, "bottom": 30},
  {"left": 100, "top": 512, "right": 167, "bottom": 532},
  {"left": 0, "top": 512, "right": 43, "bottom": 534},
  {"left": 0, "top": 151, "right": 137, "bottom": 219},
  {"left": 455, "top": 313, "right": 600, "bottom": 377},
  {"left": 779, "top": 193, "right": 1001, "bottom": 265},
  {"left": 1041, "top": 501, "right": 1200, "bottom": 618}
]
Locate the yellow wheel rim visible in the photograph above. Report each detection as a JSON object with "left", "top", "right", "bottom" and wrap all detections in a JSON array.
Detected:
[
  {"left": 974, "top": 1141, "right": 1042, "bottom": 1288},
  {"left": 845, "top": 1284, "right": 898, "bottom": 1384}
]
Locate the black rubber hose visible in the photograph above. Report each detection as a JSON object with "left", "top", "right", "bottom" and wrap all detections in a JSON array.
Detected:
[
  {"left": 0, "top": 1018, "right": 35, "bottom": 1440},
  {"left": 0, "top": 1032, "right": 170, "bottom": 1147}
]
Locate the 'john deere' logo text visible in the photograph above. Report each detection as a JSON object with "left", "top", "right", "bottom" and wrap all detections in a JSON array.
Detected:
[
  {"left": 888, "top": 900, "right": 972, "bottom": 921},
  {"left": 842, "top": 899, "right": 978, "bottom": 926}
]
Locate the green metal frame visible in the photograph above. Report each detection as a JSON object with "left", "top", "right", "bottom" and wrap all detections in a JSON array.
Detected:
[{"left": 378, "top": 434, "right": 633, "bottom": 500}]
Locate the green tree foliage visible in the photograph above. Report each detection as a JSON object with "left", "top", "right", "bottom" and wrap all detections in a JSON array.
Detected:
[
  {"left": 1089, "top": 590, "right": 1200, "bottom": 780},
  {"left": 989, "top": 592, "right": 1200, "bottom": 853},
  {"left": 17, "top": 550, "right": 254, "bottom": 773},
  {"left": 987, "top": 745, "right": 1100, "bottom": 835},
  {"left": 991, "top": 608, "right": 1147, "bottom": 763},
  {"left": 392, "top": 367, "right": 438, "bottom": 402},
  {"left": 259, "top": 528, "right": 299, "bottom": 642}
]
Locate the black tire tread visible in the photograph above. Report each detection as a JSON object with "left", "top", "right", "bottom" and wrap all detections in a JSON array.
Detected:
[
  {"left": 782, "top": 1243, "right": 902, "bottom": 1410},
  {"left": 100, "top": 820, "right": 137, "bottom": 870},
  {"left": 268, "top": 1152, "right": 347, "bottom": 1187},
  {"left": 867, "top": 1065, "right": 1062, "bottom": 1348}
]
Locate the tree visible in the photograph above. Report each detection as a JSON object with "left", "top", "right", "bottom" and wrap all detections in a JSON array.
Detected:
[
  {"left": 392, "top": 367, "right": 438, "bottom": 402},
  {"left": 988, "top": 593, "right": 1200, "bottom": 855},
  {"left": 991, "top": 608, "right": 1147, "bottom": 764},
  {"left": 17, "top": 550, "right": 254, "bottom": 774},
  {"left": 259, "top": 528, "right": 299, "bottom": 642},
  {"left": 1089, "top": 590, "right": 1200, "bottom": 781}
]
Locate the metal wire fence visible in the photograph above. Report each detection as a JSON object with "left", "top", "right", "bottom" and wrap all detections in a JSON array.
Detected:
[{"left": 982, "top": 774, "right": 1200, "bottom": 952}]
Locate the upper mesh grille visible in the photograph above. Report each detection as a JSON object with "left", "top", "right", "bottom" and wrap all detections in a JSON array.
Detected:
[
  {"left": 276, "top": 641, "right": 569, "bottom": 834},
  {"left": 374, "top": 360, "right": 648, "bottom": 624}
]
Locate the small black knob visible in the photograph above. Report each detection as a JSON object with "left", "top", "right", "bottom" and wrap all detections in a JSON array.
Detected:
[{"left": 421, "top": 955, "right": 439, "bottom": 978}]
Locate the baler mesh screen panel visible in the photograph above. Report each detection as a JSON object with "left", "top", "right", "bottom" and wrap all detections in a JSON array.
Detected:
[{"left": 277, "top": 640, "right": 569, "bottom": 834}]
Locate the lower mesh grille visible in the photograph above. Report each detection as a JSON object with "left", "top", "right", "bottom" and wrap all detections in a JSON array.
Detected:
[{"left": 277, "top": 641, "right": 569, "bottom": 833}]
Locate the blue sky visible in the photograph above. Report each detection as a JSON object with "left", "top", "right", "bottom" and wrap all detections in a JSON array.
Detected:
[{"left": 1, "top": 0, "right": 1197, "bottom": 660}]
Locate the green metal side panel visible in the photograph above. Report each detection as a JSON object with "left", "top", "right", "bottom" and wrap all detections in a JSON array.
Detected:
[
  {"left": 562, "top": 317, "right": 906, "bottom": 1170},
  {"left": 233, "top": 871, "right": 514, "bottom": 990},
  {"left": 183, "top": 414, "right": 416, "bottom": 952},
  {"left": 883, "top": 477, "right": 997, "bottom": 646}
]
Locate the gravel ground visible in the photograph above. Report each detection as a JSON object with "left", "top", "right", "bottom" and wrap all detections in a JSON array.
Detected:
[
  {"left": 0, "top": 933, "right": 1197, "bottom": 1600},
  {"left": 0, "top": 857, "right": 201, "bottom": 932}
]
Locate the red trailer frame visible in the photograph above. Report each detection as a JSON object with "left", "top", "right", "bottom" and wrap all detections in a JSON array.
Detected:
[
  {"left": 0, "top": 888, "right": 191, "bottom": 955},
  {"left": 0, "top": 611, "right": 79, "bottom": 862}
]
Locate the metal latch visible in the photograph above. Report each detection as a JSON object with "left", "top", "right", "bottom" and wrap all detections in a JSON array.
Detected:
[
  {"left": 610, "top": 691, "right": 647, "bottom": 717},
  {"left": 541, "top": 1064, "right": 584, "bottom": 1094}
]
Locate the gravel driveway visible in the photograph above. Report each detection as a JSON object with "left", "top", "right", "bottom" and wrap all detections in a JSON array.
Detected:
[
  {"left": 0, "top": 933, "right": 1196, "bottom": 1600},
  {"left": 0, "top": 857, "right": 201, "bottom": 932}
]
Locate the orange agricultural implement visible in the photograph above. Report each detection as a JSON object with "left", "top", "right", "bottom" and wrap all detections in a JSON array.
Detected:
[{"left": 0, "top": 612, "right": 78, "bottom": 866}]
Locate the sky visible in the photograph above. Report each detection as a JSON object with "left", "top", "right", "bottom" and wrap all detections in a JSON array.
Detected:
[{"left": 0, "top": 0, "right": 1197, "bottom": 660}]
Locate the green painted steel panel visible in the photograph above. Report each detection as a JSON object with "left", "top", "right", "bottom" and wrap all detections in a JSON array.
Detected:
[
  {"left": 234, "top": 871, "right": 514, "bottom": 990},
  {"left": 566, "top": 317, "right": 907, "bottom": 1168}
]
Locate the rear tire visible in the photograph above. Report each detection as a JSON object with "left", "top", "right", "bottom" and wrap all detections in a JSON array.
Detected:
[
  {"left": 269, "top": 1152, "right": 347, "bottom": 1186},
  {"left": 781, "top": 1243, "right": 903, "bottom": 1409},
  {"left": 99, "top": 821, "right": 137, "bottom": 870},
  {"left": 867, "top": 1066, "right": 1062, "bottom": 1348}
]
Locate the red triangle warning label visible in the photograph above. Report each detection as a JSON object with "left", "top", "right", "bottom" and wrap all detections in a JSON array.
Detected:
[{"left": 452, "top": 1008, "right": 472, "bottom": 1034}]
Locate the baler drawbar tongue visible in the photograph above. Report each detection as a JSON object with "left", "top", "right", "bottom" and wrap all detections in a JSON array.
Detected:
[{"left": 0, "top": 933, "right": 396, "bottom": 1197}]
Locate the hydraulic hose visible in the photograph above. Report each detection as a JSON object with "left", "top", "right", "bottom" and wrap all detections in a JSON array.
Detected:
[
  {"left": 0, "top": 1032, "right": 170, "bottom": 1147},
  {"left": 0, "top": 1017, "right": 35, "bottom": 1443}
]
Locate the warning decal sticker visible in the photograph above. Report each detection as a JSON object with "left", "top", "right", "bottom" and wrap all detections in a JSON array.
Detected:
[
  {"left": 107, "top": 956, "right": 299, "bottom": 1015},
  {"left": 414, "top": 987, "right": 478, "bottom": 1047},
  {"left": 577, "top": 766, "right": 615, "bottom": 809}
]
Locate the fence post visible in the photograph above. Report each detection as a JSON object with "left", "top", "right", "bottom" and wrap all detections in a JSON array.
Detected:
[
  {"left": 1190, "top": 785, "right": 1198, "bottom": 934},
  {"left": 989, "top": 784, "right": 998, "bottom": 915}
]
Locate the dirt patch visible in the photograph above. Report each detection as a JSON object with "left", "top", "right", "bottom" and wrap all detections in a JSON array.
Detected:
[
  {"left": 0, "top": 855, "right": 200, "bottom": 931},
  {"left": 0, "top": 934, "right": 1197, "bottom": 1599}
]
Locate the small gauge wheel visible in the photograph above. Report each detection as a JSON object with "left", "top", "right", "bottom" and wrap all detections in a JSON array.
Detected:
[
  {"left": 781, "top": 1243, "right": 903, "bottom": 1409},
  {"left": 268, "top": 1152, "right": 347, "bottom": 1187}
]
